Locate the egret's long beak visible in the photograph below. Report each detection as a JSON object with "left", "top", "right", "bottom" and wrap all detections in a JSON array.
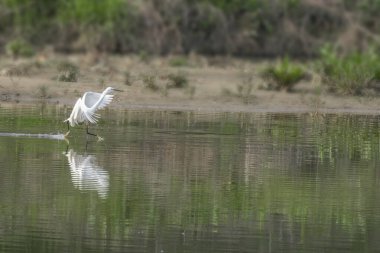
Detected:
[{"left": 113, "top": 88, "right": 124, "bottom": 92}]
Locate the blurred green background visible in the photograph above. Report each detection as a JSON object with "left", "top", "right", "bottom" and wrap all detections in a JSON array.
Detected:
[{"left": 1, "top": 0, "right": 380, "bottom": 57}]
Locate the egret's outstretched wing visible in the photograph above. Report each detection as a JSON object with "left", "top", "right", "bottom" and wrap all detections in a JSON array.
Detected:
[
  {"left": 97, "top": 94, "right": 113, "bottom": 109},
  {"left": 69, "top": 98, "right": 86, "bottom": 126},
  {"left": 82, "top": 108, "right": 100, "bottom": 124},
  {"left": 83, "top": 92, "right": 114, "bottom": 109},
  {"left": 82, "top": 92, "right": 114, "bottom": 124},
  {"left": 83, "top": 92, "right": 101, "bottom": 108}
]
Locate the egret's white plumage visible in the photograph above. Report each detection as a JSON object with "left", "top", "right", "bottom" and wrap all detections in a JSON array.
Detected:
[{"left": 64, "top": 86, "right": 122, "bottom": 137}]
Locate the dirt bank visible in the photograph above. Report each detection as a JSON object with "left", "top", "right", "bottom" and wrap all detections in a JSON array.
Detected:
[{"left": 0, "top": 53, "right": 380, "bottom": 115}]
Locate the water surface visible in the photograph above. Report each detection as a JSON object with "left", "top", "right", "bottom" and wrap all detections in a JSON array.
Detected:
[{"left": 0, "top": 105, "right": 379, "bottom": 253}]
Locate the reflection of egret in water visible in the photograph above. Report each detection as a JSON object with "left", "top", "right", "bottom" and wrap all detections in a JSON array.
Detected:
[{"left": 65, "top": 149, "right": 109, "bottom": 198}]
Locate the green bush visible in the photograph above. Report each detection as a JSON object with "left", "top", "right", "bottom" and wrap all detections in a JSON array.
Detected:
[
  {"left": 262, "top": 57, "right": 306, "bottom": 91},
  {"left": 167, "top": 72, "right": 189, "bottom": 88},
  {"left": 5, "top": 39, "right": 34, "bottom": 58},
  {"left": 318, "top": 45, "right": 380, "bottom": 95}
]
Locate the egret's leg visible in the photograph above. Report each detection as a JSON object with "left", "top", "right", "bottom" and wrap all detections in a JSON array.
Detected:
[
  {"left": 64, "top": 121, "right": 70, "bottom": 137},
  {"left": 86, "top": 125, "right": 104, "bottom": 141},
  {"left": 86, "top": 125, "right": 97, "bottom": 137}
]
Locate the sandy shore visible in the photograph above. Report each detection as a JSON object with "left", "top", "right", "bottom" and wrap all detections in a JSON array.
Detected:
[{"left": 1, "top": 53, "right": 380, "bottom": 115}]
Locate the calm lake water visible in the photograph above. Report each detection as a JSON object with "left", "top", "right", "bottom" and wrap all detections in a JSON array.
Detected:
[{"left": 0, "top": 104, "right": 380, "bottom": 253}]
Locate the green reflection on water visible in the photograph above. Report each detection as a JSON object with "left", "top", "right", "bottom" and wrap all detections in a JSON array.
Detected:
[{"left": 0, "top": 105, "right": 379, "bottom": 252}]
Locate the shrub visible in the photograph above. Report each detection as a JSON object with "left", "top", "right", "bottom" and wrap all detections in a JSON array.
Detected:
[
  {"left": 56, "top": 61, "right": 79, "bottom": 82},
  {"left": 5, "top": 39, "right": 35, "bottom": 58},
  {"left": 318, "top": 45, "right": 380, "bottom": 95},
  {"left": 262, "top": 57, "right": 306, "bottom": 91},
  {"left": 167, "top": 71, "right": 189, "bottom": 88},
  {"left": 142, "top": 74, "right": 159, "bottom": 91}
]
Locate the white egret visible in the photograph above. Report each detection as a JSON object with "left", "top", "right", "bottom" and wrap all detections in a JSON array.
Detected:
[{"left": 64, "top": 86, "right": 122, "bottom": 139}]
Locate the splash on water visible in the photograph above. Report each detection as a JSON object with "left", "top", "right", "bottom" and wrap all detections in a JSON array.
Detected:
[{"left": 0, "top": 132, "right": 66, "bottom": 140}]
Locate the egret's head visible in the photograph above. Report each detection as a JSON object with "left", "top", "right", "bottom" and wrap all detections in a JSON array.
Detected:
[{"left": 105, "top": 87, "right": 123, "bottom": 93}]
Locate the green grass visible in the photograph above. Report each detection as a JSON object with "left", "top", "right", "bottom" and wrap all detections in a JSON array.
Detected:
[
  {"left": 262, "top": 57, "right": 306, "bottom": 91},
  {"left": 169, "top": 56, "right": 189, "bottom": 67},
  {"left": 318, "top": 45, "right": 380, "bottom": 95}
]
